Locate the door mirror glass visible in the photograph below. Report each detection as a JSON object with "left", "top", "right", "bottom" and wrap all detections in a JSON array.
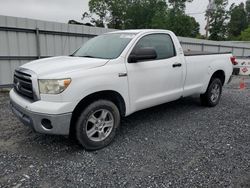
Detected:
[{"left": 128, "top": 47, "right": 157, "bottom": 63}]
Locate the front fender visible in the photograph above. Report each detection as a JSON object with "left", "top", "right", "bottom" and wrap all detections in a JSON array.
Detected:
[{"left": 61, "top": 62, "right": 130, "bottom": 115}]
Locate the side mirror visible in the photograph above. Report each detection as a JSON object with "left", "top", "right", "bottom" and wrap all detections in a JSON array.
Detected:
[{"left": 128, "top": 47, "right": 157, "bottom": 63}]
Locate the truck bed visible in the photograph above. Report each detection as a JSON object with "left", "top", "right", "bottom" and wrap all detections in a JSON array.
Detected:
[{"left": 184, "top": 51, "right": 231, "bottom": 56}]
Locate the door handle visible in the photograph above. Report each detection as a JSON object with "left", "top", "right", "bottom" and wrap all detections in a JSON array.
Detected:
[
  {"left": 172, "top": 63, "right": 182, "bottom": 68},
  {"left": 118, "top": 72, "right": 127, "bottom": 77}
]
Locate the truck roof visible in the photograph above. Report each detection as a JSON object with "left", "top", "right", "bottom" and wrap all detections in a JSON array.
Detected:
[{"left": 108, "top": 29, "right": 171, "bottom": 34}]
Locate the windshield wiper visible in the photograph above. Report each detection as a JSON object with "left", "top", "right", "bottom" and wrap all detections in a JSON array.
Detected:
[
  {"left": 69, "top": 55, "right": 96, "bottom": 58},
  {"left": 79, "top": 55, "right": 95, "bottom": 58}
]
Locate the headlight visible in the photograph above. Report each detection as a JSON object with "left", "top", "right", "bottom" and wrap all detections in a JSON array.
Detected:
[{"left": 38, "top": 79, "right": 71, "bottom": 94}]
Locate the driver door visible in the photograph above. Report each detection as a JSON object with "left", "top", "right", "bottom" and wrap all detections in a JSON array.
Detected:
[{"left": 126, "top": 33, "right": 184, "bottom": 112}]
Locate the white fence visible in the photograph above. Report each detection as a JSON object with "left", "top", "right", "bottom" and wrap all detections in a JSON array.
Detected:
[
  {"left": 179, "top": 37, "right": 250, "bottom": 56},
  {"left": 0, "top": 15, "right": 250, "bottom": 86},
  {"left": 0, "top": 15, "right": 115, "bottom": 86}
]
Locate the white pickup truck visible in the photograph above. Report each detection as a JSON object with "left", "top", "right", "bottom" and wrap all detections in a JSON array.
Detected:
[{"left": 10, "top": 29, "right": 233, "bottom": 150}]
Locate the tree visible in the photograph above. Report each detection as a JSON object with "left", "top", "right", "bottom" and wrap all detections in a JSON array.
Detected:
[
  {"left": 84, "top": 0, "right": 169, "bottom": 29},
  {"left": 165, "top": 0, "right": 199, "bottom": 37},
  {"left": 85, "top": 0, "right": 111, "bottom": 27},
  {"left": 189, "top": 17, "right": 200, "bottom": 37},
  {"left": 246, "top": 0, "right": 250, "bottom": 25},
  {"left": 239, "top": 27, "right": 250, "bottom": 41},
  {"left": 82, "top": 0, "right": 200, "bottom": 37},
  {"left": 124, "top": 0, "right": 168, "bottom": 29},
  {"left": 165, "top": 10, "right": 200, "bottom": 37},
  {"left": 207, "top": 0, "right": 229, "bottom": 41},
  {"left": 168, "top": 0, "right": 193, "bottom": 12},
  {"left": 228, "top": 3, "right": 247, "bottom": 39}
]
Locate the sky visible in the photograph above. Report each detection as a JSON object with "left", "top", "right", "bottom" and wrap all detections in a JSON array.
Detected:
[{"left": 0, "top": 0, "right": 246, "bottom": 34}]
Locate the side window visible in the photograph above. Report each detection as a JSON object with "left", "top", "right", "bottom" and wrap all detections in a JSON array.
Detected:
[{"left": 132, "top": 34, "right": 176, "bottom": 60}]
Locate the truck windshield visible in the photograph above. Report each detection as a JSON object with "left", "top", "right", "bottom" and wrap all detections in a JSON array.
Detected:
[{"left": 72, "top": 33, "right": 136, "bottom": 59}]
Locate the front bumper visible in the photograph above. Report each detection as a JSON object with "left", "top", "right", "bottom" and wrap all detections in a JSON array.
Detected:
[{"left": 10, "top": 91, "right": 72, "bottom": 135}]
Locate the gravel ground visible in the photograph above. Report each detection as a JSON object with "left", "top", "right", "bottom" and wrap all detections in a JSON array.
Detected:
[{"left": 0, "top": 76, "right": 250, "bottom": 188}]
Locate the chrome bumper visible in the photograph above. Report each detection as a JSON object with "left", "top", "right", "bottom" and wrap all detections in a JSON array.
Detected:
[{"left": 10, "top": 99, "right": 72, "bottom": 135}]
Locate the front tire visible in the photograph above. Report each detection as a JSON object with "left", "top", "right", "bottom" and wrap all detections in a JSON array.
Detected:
[
  {"left": 200, "top": 78, "right": 222, "bottom": 107},
  {"left": 75, "top": 100, "right": 120, "bottom": 150}
]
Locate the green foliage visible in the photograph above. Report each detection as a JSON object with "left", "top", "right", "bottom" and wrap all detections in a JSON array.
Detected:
[
  {"left": 83, "top": 0, "right": 200, "bottom": 37},
  {"left": 124, "top": 0, "right": 168, "bottom": 29},
  {"left": 168, "top": 0, "right": 193, "bottom": 12},
  {"left": 246, "top": 0, "right": 250, "bottom": 25},
  {"left": 165, "top": 10, "right": 199, "bottom": 37},
  {"left": 86, "top": 0, "right": 169, "bottom": 29},
  {"left": 87, "top": 0, "right": 110, "bottom": 27},
  {"left": 82, "top": 0, "right": 250, "bottom": 40},
  {"left": 228, "top": 3, "right": 247, "bottom": 39},
  {"left": 207, "top": 0, "right": 229, "bottom": 41},
  {"left": 238, "top": 27, "right": 250, "bottom": 41},
  {"left": 196, "top": 34, "right": 207, "bottom": 39}
]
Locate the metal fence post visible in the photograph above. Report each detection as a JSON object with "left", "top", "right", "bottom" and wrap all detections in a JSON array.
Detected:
[
  {"left": 201, "top": 43, "right": 204, "bottom": 52},
  {"left": 218, "top": 45, "right": 221, "bottom": 52},
  {"left": 35, "top": 28, "right": 41, "bottom": 59},
  {"left": 242, "top": 48, "right": 245, "bottom": 57}
]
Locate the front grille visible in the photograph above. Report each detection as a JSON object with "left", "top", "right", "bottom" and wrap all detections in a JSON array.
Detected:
[{"left": 13, "top": 70, "right": 34, "bottom": 100}]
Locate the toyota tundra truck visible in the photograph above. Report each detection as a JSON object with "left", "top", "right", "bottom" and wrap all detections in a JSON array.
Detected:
[{"left": 10, "top": 29, "right": 233, "bottom": 150}]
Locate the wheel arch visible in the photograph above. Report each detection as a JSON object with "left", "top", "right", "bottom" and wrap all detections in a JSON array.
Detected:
[
  {"left": 201, "top": 69, "right": 226, "bottom": 94},
  {"left": 210, "top": 70, "right": 226, "bottom": 86},
  {"left": 69, "top": 90, "right": 126, "bottom": 137}
]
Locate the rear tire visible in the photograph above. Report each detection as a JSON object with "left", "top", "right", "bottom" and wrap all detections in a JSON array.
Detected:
[
  {"left": 200, "top": 78, "right": 222, "bottom": 107},
  {"left": 75, "top": 100, "right": 120, "bottom": 150}
]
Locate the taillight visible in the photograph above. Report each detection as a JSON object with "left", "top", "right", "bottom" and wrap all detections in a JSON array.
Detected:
[{"left": 230, "top": 56, "right": 238, "bottom": 65}]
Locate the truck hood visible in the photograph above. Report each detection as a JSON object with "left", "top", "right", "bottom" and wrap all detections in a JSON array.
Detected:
[{"left": 21, "top": 56, "right": 109, "bottom": 77}]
